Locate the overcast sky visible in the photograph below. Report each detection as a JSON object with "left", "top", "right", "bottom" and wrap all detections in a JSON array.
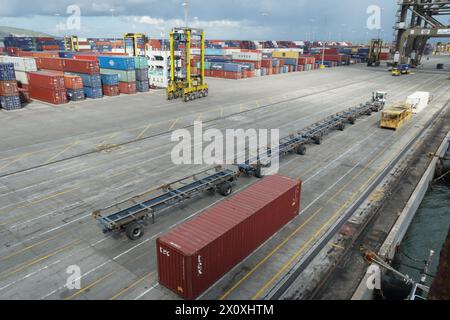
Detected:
[{"left": 0, "top": 0, "right": 400, "bottom": 41}]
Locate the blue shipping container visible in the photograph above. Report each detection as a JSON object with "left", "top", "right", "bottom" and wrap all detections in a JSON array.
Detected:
[
  {"left": 0, "top": 63, "right": 16, "bottom": 81},
  {"left": 84, "top": 86, "right": 103, "bottom": 99},
  {"left": 223, "top": 63, "right": 242, "bottom": 73},
  {"left": 282, "top": 58, "right": 298, "bottom": 66},
  {"left": 0, "top": 96, "right": 22, "bottom": 110},
  {"left": 135, "top": 69, "right": 149, "bottom": 81},
  {"left": 101, "top": 74, "right": 119, "bottom": 86},
  {"left": 210, "top": 62, "right": 225, "bottom": 70},
  {"left": 97, "top": 56, "right": 135, "bottom": 70},
  {"left": 67, "top": 89, "right": 86, "bottom": 101},
  {"left": 69, "top": 73, "right": 102, "bottom": 88},
  {"left": 136, "top": 80, "right": 149, "bottom": 92},
  {"left": 205, "top": 49, "right": 224, "bottom": 56}
]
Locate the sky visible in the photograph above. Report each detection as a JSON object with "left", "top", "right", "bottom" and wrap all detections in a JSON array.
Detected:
[{"left": 0, "top": 0, "right": 401, "bottom": 42}]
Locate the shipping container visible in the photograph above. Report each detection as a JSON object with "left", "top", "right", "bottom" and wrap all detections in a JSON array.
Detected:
[
  {"left": 66, "top": 88, "right": 86, "bottom": 101},
  {"left": 118, "top": 81, "right": 137, "bottom": 94},
  {"left": 0, "top": 56, "right": 37, "bottom": 72},
  {"left": 134, "top": 56, "right": 148, "bottom": 69},
  {"left": 64, "top": 75, "right": 84, "bottom": 90},
  {"left": 135, "top": 68, "right": 149, "bottom": 81},
  {"left": 97, "top": 56, "right": 135, "bottom": 70},
  {"left": 83, "top": 86, "right": 103, "bottom": 99},
  {"left": 272, "top": 50, "right": 299, "bottom": 59},
  {"left": 0, "top": 95, "right": 22, "bottom": 110},
  {"left": 0, "top": 63, "right": 16, "bottom": 81},
  {"left": 67, "top": 73, "right": 102, "bottom": 88},
  {"left": 157, "top": 175, "right": 302, "bottom": 300},
  {"left": 101, "top": 73, "right": 119, "bottom": 86},
  {"left": 100, "top": 68, "right": 136, "bottom": 83},
  {"left": 0, "top": 80, "right": 19, "bottom": 96},
  {"left": 29, "top": 86, "right": 67, "bottom": 105},
  {"left": 102, "top": 85, "right": 120, "bottom": 96},
  {"left": 73, "top": 54, "right": 99, "bottom": 61},
  {"left": 63, "top": 59, "right": 100, "bottom": 74},
  {"left": 136, "top": 80, "right": 149, "bottom": 92},
  {"left": 27, "top": 71, "right": 65, "bottom": 90}
]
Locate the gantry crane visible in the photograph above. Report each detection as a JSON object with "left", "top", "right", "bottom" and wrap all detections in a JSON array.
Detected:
[
  {"left": 166, "top": 27, "right": 208, "bottom": 102},
  {"left": 123, "top": 33, "right": 148, "bottom": 56},
  {"left": 367, "top": 39, "right": 383, "bottom": 67},
  {"left": 64, "top": 35, "right": 80, "bottom": 52},
  {"left": 393, "top": 0, "right": 450, "bottom": 67}
]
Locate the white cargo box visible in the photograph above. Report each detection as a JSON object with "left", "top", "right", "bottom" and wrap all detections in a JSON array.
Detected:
[
  {"left": 407, "top": 91, "right": 430, "bottom": 114},
  {"left": 15, "top": 71, "right": 29, "bottom": 85},
  {"left": 232, "top": 51, "right": 262, "bottom": 61},
  {"left": 0, "top": 56, "right": 37, "bottom": 72}
]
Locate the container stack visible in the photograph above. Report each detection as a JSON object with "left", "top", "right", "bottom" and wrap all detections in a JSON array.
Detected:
[
  {"left": 27, "top": 71, "right": 67, "bottom": 105},
  {"left": 101, "top": 74, "right": 120, "bottom": 96},
  {"left": 134, "top": 56, "right": 149, "bottom": 92},
  {"left": 98, "top": 56, "right": 137, "bottom": 95},
  {"left": 64, "top": 74, "right": 85, "bottom": 101},
  {"left": 0, "top": 62, "right": 22, "bottom": 110}
]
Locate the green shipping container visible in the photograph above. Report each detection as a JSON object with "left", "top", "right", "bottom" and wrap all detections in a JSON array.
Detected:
[
  {"left": 100, "top": 68, "right": 136, "bottom": 83},
  {"left": 134, "top": 56, "right": 148, "bottom": 69}
]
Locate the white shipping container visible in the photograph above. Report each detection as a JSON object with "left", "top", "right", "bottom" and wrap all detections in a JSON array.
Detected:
[
  {"left": 407, "top": 91, "right": 430, "bottom": 114},
  {"left": 78, "top": 45, "right": 91, "bottom": 50},
  {"left": 254, "top": 69, "right": 261, "bottom": 77},
  {"left": 15, "top": 71, "right": 29, "bottom": 85},
  {"left": 0, "top": 56, "right": 37, "bottom": 72},
  {"left": 232, "top": 51, "right": 262, "bottom": 61}
]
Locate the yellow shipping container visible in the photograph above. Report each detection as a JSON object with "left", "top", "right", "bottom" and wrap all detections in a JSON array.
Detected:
[{"left": 272, "top": 51, "right": 299, "bottom": 59}]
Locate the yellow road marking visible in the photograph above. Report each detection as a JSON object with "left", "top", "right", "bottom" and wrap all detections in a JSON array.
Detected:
[
  {"left": 0, "top": 240, "right": 80, "bottom": 280},
  {"left": 251, "top": 147, "right": 397, "bottom": 299},
  {"left": 0, "top": 231, "right": 66, "bottom": 262},
  {"left": 0, "top": 153, "right": 30, "bottom": 171},
  {"left": 109, "top": 272, "right": 154, "bottom": 300},
  {"left": 169, "top": 118, "right": 179, "bottom": 131},
  {"left": 66, "top": 271, "right": 115, "bottom": 300},
  {"left": 136, "top": 123, "right": 153, "bottom": 140},
  {"left": 197, "top": 113, "right": 203, "bottom": 121},
  {"left": 240, "top": 104, "right": 245, "bottom": 113},
  {"left": 30, "top": 187, "right": 80, "bottom": 205},
  {"left": 43, "top": 141, "right": 79, "bottom": 165},
  {"left": 220, "top": 107, "right": 224, "bottom": 118},
  {"left": 330, "top": 243, "right": 345, "bottom": 250},
  {"left": 219, "top": 207, "right": 323, "bottom": 300}
]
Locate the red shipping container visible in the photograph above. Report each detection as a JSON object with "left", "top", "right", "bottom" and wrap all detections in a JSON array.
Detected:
[
  {"left": 29, "top": 86, "right": 67, "bottom": 105},
  {"left": 36, "top": 57, "right": 64, "bottom": 71},
  {"left": 73, "top": 54, "right": 99, "bottom": 61},
  {"left": 204, "top": 70, "right": 211, "bottom": 77},
  {"left": 261, "top": 59, "right": 272, "bottom": 68},
  {"left": 157, "top": 175, "right": 302, "bottom": 300},
  {"left": 18, "top": 51, "right": 59, "bottom": 58},
  {"left": 0, "top": 80, "right": 19, "bottom": 96},
  {"left": 223, "top": 71, "right": 241, "bottom": 80},
  {"left": 27, "top": 71, "right": 65, "bottom": 90},
  {"left": 64, "top": 75, "right": 84, "bottom": 90},
  {"left": 210, "top": 70, "right": 224, "bottom": 78},
  {"left": 62, "top": 59, "right": 100, "bottom": 74},
  {"left": 118, "top": 82, "right": 136, "bottom": 94},
  {"left": 102, "top": 85, "right": 120, "bottom": 96},
  {"left": 41, "top": 45, "right": 60, "bottom": 51},
  {"left": 7, "top": 47, "right": 20, "bottom": 56}
]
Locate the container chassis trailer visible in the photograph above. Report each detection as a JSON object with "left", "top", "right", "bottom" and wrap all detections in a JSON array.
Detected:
[{"left": 94, "top": 92, "right": 387, "bottom": 240}]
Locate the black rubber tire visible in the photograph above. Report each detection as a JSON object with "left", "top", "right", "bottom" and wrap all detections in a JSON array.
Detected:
[
  {"left": 349, "top": 117, "right": 355, "bottom": 125},
  {"left": 218, "top": 182, "right": 232, "bottom": 196},
  {"left": 168, "top": 92, "right": 174, "bottom": 101},
  {"left": 254, "top": 166, "right": 263, "bottom": 179},
  {"left": 183, "top": 95, "right": 189, "bottom": 102},
  {"left": 125, "top": 223, "right": 144, "bottom": 241},
  {"left": 314, "top": 136, "right": 322, "bottom": 145},
  {"left": 295, "top": 145, "right": 306, "bottom": 155},
  {"left": 338, "top": 123, "right": 345, "bottom": 131},
  {"left": 204, "top": 89, "right": 209, "bottom": 97}
]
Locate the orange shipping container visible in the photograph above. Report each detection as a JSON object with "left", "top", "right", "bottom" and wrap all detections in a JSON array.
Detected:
[{"left": 64, "top": 75, "right": 84, "bottom": 90}]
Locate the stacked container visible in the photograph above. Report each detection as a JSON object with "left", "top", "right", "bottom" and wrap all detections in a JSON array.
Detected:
[
  {"left": 27, "top": 71, "right": 67, "bottom": 105},
  {"left": 64, "top": 75, "right": 85, "bottom": 101},
  {"left": 98, "top": 56, "right": 136, "bottom": 94},
  {"left": 0, "top": 62, "right": 22, "bottom": 110},
  {"left": 101, "top": 74, "right": 120, "bottom": 96},
  {"left": 135, "top": 56, "right": 149, "bottom": 92}
]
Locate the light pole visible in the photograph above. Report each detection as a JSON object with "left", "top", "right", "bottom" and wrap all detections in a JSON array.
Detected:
[
  {"left": 182, "top": 1, "right": 189, "bottom": 28},
  {"left": 110, "top": 8, "right": 116, "bottom": 42}
]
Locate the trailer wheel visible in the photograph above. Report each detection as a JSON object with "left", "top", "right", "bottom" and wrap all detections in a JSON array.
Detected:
[
  {"left": 254, "top": 166, "right": 263, "bottom": 179},
  {"left": 126, "top": 223, "right": 144, "bottom": 240},
  {"left": 314, "top": 136, "right": 322, "bottom": 145},
  {"left": 295, "top": 145, "right": 306, "bottom": 155},
  {"left": 204, "top": 89, "right": 209, "bottom": 97},
  {"left": 338, "top": 123, "right": 345, "bottom": 131},
  {"left": 168, "top": 92, "right": 174, "bottom": 101},
  {"left": 349, "top": 117, "right": 355, "bottom": 125},
  {"left": 183, "top": 94, "right": 189, "bottom": 102},
  {"left": 218, "top": 182, "right": 233, "bottom": 196}
]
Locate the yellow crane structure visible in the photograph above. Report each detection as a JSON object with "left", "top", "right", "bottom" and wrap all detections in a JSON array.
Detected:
[
  {"left": 123, "top": 33, "right": 148, "bottom": 57},
  {"left": 64, "top": 35, "right": 80, "bottom": 52},
  {"left": 166, "top": 27, "right": 208, "bottom": 102}
]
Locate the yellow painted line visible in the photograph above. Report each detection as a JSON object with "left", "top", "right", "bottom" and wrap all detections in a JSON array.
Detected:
[
  {"left": 220, "top": 107, "right": 224, "bottom": 118},
  {"left": 219, "top": 207, "right": 323, "bottom": 300},
  {"left": 169, "top": 118, "right": 179, "bottom": 131},
  {"left": 136, "top": 123, "right": 153, "bottom": 140},
  {"left": 66, "top": 271, "right": 115, "bottom": 300},
  {"left": 0, "top": 153, "right": 30, "bottom": 171},
  {"left": 197, "top": 113, "right": 203, "bottom": 121},
  {"left": 251, "top": 148, "right": 396, "bottom": 299},
  {"left": 256, "top": 100, "right": 260, "bottom": 108},
  {"left": 0, "top": 240, "right": 80, "bottom": 280},
  {"left": 30, "top": 187, "right": 80, "bottom": 205},
  {"left": 109, "top": 272, "right": 154, "bottom": 300},
  {"left": 330, "top": 243, "right": 345, "bottom": 250},
  {"left": 240, "top": 104, "right": 245, "bottom": 113},
  {"left": 0, "top": 231, "right": 66, "bottom": 262},
  {"left": 43, "top": 141, "right": 79, "bottom": 165}
]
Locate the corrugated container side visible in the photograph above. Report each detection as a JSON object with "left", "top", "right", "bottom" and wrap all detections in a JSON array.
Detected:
[{"left": 157, "top": 175, "right": 301, "bottom": 300}]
